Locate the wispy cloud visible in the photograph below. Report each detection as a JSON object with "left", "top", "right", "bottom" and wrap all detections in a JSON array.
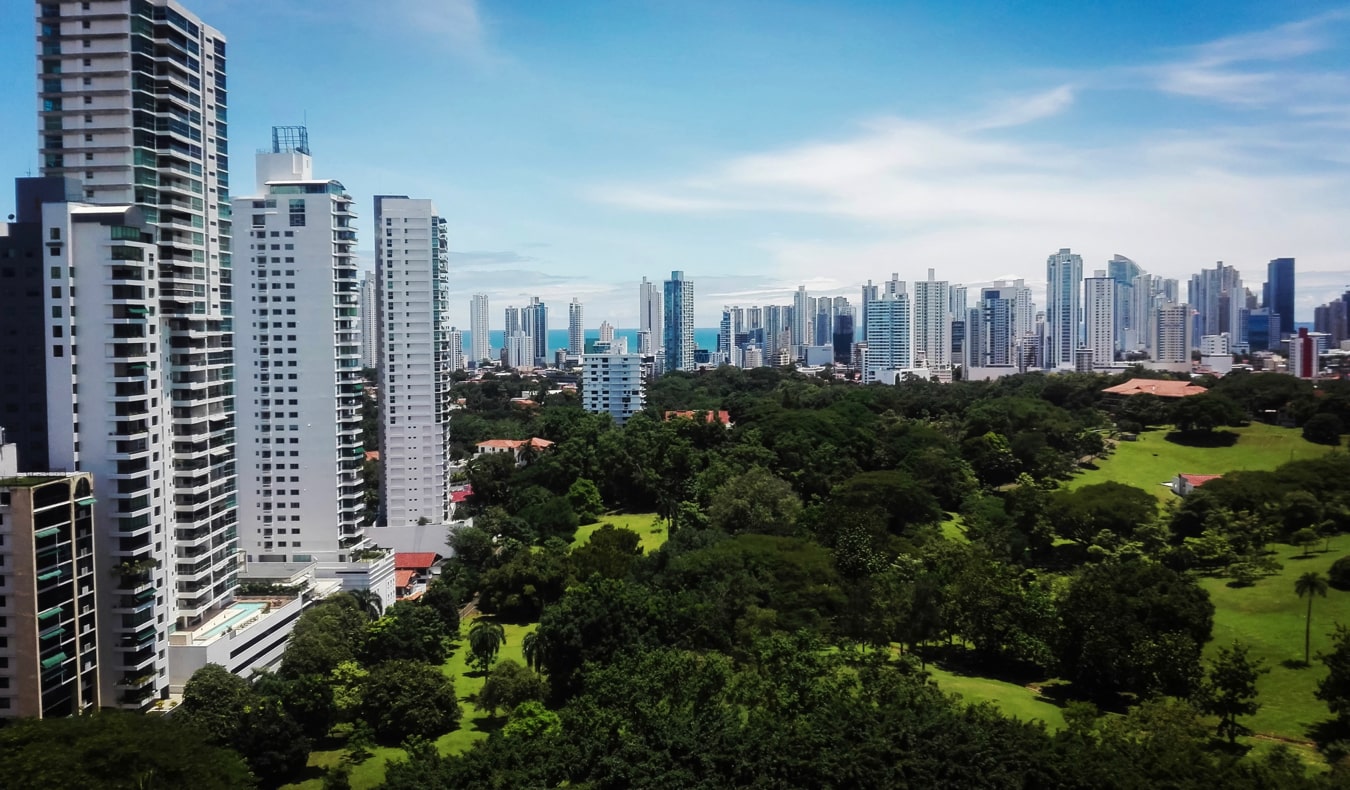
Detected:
[{"left": 964, "top": 85, "right": 1076, "bottom": 131}]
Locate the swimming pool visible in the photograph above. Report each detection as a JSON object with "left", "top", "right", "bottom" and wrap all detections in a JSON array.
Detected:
[{"left": 198, "top": 601, "right": 266, "bottom": 640}]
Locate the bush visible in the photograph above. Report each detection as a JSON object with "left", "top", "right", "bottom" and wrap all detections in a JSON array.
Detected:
[
  {"left": 1303, "top": 413, "right": 1345, "bottom": 446},
  {"left": 1330, "top": 556, "right": 1350, "bottom": 591}
]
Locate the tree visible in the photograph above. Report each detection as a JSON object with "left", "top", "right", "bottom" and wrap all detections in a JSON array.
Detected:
[
  {"left": 420, "top": 577, "right": 462, "bottom": 634},
  {"left": 707, "top": 466, "right": 803, "bottom": 536},
  {"left": 349, "top": 587, "right": 384, "bottom": 620},
  {"left": 1302, "top": 413, "right": 1344, "bottom": 446},
  {"left": 0, "top": 711, "right": 255, "bottom": 789},
  {"left": 1170, "top": 392, "right": 1244, "bottom": 435},
  {"left": 359, "top": 659, "right": 461, "bottom": 744},
  {"left": 468, "top": 619, "right": 507, "bottom": 672},
  {"left": 179, "top": 664, "right": 310, "bottom": 785},
  {"left": 1291, "top": 527, "right": 1320, "bottom": 558},
  {"left": 566, "top": 477, "right": 605, "bottom": 524},
  {"left": 570, "top": 524, "right": 643, "bottom": 580},
  {"left": 477, "top": 659, "right": 546, "bottom": 716},
  {"left": 1317, "top": 625, "right": 1350, "bottom": 724},
  {"left": 1295, "top": 571, "right": 1329, "bottom": 666},
  {"left": 363, "top": 600, "right": 448, "bottom": 665},
  {"left": 280, "top": 600, "right": 369, "bottom": 678},
  {"left": 522, "top": 631, "right": 542, "bottom": 673},
  {"left": 1197, "top": 641, "right": 1268, "bottom": 743},
  {"left": 1056, "top": 560, "right": 1214, "bottom": 700},
  {"left": 252, "top": 670, "right": 337, "bottom": 740},
  {"left": 179, "top": 663, "right": 254, "bottom": 744}
]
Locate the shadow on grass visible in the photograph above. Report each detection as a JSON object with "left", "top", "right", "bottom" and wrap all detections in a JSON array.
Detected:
[
  {"left": 1164, "top": 430, "right": 1239, "bottom": 448},
  {"left": 469, "top": 714, "right": 507, "bottom": 735},
  {"left": 1306, "top": 717, "right": 1350, "bottom": 746},
  {"left": 1281, "top": 659, "right": 1313, "bottom": 670}
]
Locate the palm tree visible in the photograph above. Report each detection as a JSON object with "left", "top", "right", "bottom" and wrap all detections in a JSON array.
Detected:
[
  {"left": 468, "top": 619, "right": 507, "bottom": 673},
  {"left": 1296, "top": 571, "right": 1329, "bottom": 665},
  {"left": 350, "top": 588, "right": 383, "bottom": 620},
  {"left": 522, "top": 631, "right": 542, "bottom": 674}
]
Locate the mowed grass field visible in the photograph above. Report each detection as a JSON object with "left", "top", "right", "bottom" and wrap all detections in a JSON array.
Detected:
[
  {"left": 926, "top": 666, "right": 1068, "bottom": 732},
  {"left": 571, "top": 512, "right": 668, "bottom": 553},
  {"left": 1069, "top": 422, "right": 1330, "bottom": 499},
  {"left": 1201, "top": 543, "right": 1350, "bottom": 748},
  {"left": 283, "top": 618, "right": 538, "bottom": 790}
]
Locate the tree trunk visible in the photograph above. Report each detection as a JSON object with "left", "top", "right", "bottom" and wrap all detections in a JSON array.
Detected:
[{"left": 1306, "top": 597, "right": 1314, "bottom": 665}]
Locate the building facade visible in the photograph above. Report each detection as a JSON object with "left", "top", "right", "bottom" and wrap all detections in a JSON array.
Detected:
[
  {"left": 663, "top": 270, "right": 694, "bottom": 372},
  {"left": 1046, "top": 248, "right": 1083, "bottom": 368},
  {"left": 469, "top": 293, "right": 490, "bottom": 365},
  {"left": 1083, "top": 270, "right": 1116, "bottom": 365},
  {"left": 582, "top": 352, "right": 645, "bottom": 425},
  {"left": 234, "top": 136, "right": 365, "bottom": 566},
  {"left": 913, "top": 269, "right": 950, "bottom": 371},
  {"left": 638, "top": 277, "right": 662, "bottom": 355},
  {"left": 863, "top": 291, "right": 912, "bottom": 383},
  {"left": 375, "top": 196, "right": 451, "bottom": 527},
  {"left": 1153, "top": 302, "right": 1193, "bottom": 364},
  {"left": 360, "top": 274, "right": 377, "bottom": 369},
  {"left": 1265, "top": 257, "right": 1295, "bottom": 339},
  {"left": 568, "top": 298, "right": 584, "bottom": 355}
]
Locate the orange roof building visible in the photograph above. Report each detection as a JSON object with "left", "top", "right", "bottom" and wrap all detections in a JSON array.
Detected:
[
  {"left": 1102, "top": 379, "right": 1209, "bottom": 398},
  {"left": 664, "top": 410, "right": 733, "bottom": 426}
]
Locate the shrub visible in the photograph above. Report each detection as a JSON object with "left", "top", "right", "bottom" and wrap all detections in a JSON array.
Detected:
[{"left": 1330, "top": 556, "right": 1350, "bottom": 591}]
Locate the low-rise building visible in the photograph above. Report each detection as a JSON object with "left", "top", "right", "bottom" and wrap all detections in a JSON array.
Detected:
[
  {"left": 474, "top": 438, "right": 555, "bottom": 465},
  {"left": 1171, "top": 473, "right": 1223, "bottom": 497}
]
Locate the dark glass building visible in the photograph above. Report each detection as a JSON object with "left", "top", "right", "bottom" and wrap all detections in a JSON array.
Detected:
[{"left": 1264, "top": 257, "right": 1295, "bottom": 338}]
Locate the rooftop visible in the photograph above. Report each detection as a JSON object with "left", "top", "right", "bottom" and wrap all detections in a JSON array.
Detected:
[
  {"left": 1102, "top": 379, "right": 1209, "bottom": 398},
  {"left": 395, "top": 552, "right": 441, "bottom": 570},
  {"left": 1179, "top": 473, "right": 1224, "bottom": 487}
]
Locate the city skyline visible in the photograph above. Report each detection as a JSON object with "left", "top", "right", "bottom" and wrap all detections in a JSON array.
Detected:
[{"left": 4, "top": 2, "right": 1350, "bottom": 327}]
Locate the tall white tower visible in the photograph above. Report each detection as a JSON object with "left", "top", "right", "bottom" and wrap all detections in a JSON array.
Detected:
[
  {"left": 568, "top": 298, "right": 584, "bottom": 354},
  {"left": 361, "top": 275, "right": 378, "bottom": 368},
  {"left": 375, "top": 196, "right": 451, "bottom": 527},
  {"left": 469, "top": 293, "right": 490, "bottom": 365},
  {"left": 913, "top": 269, "right": 950, "bottom": 370},
  {"left": 235, "top": 131, "right": 367, "bottom": 566},
  {"left": 1083, "top": 270, "right": 1116, "bottom": 366},
  {"left": 639, "top": 277, "right": 662, "bottom": 354},
  {"left": 792, "top": 285, "right": 811, "bottom": 347},
  {"left": 863, "top": 289, "right": 912, "bottom": 382},
  {"left": 1046, "top": 248, "right": 1083, "bottom": 368},
  {"left": 36, "top": 0, "right": 235, "bottom": 706},
  {"left": 663, "top": 271, "right": 695, "bottom": 372}
]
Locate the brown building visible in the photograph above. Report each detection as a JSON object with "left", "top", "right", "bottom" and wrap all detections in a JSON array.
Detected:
[{"left": 0, "top": 440, "right": 100, "bottom": 717}]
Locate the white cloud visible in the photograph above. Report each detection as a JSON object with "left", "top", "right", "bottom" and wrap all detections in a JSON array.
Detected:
[{"left": 964, "top": 85, "right": 1076, "bottom": 131}]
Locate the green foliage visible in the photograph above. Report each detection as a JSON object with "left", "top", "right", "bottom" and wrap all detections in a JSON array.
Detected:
[
  {"left": 477, "top": 659, "right": 547, "bottom": 716},
  {"left": 828, "top": 469, "right": 941, "bottom": 537},
  {"left": 1197, "top": 641, "right": 1268, "bottom": 743},
  {"left": 359, "top": 659, "right": 461, "bottom": 744},
  {"left": 252, "top": 670, "right": 337, "bottom": 740},
  {"left": 1328, "top": 556, "right": 1350, "bottom": 591},
  {"left": 478, "top": 545, "right": 570, "bottom": 621},
  {"left": 1303, "top": 413, "right": 1345, "bottom": 446},
  {"left": 1048, "top": 480, "right": 1157, "bottom": 546},
  {"left": 179, "top": 663, "right": 253, "bottom": 742},
  {"left": 279, "top": 598, "right": 369, "bottom": 678},
  {"left": 0, "top": 711, "right": 255, "bottom": 789},
  {"left": 1297, "top": 571, "right": 1330, "bottom": 666},
  {"left": 419, "top": 577, "right": 463, "bottom": 634},
  {"left": 1057, "top": 560, "right": 1214, "bottom": 700},
  {"left": 363, "top": 600, "right": 448, "bottom": 665},
  {"left": 1171, "top": 392, "right": 1246, "bottom": 434},
  {"left": 468, "top": 619, "right": 508, "bottom": 673},
  {"left": 706, "top": 466, "right": 803, "bottom": 536},
  {"left": 1317, "top": 624, "right": 1350, "bottom": 725},
  {"left": 565, "top": 477, "right": 605, "bottom": 524},
  {"left": 501, "top": 700, "right": 561, "bottom": 740},
  {"left": 178, "top": 664, "right": 310, "bottom": 785},
  {"left": 569, "top": 523, "right": 643, "bottom": 580}
]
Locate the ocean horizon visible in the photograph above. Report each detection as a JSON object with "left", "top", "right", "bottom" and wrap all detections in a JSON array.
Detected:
[{"left": 470, "top": 328, "right": 721, "bottom": 354}]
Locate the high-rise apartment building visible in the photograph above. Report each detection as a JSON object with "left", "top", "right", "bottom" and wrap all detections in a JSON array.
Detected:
[
  {"left": 0, "top": 442, "right": 100, "bottom": 719},
  {"left": 1046, "top": 248, "right": 1083, "bottom": 368},
  {"left": 360, "top": 274, "right": 377, "bottom": 369},
  {"left": 374, "top": 196, "right": 451, "bottom": 527},
  {"left": 1189, "top": 262, "right": 1245, "bottom": 344},
  {"left": 35, "top": 0, "right": 236, "bottom": 707},
  {"left": 523, "top": 297, "right": 548, "bottom": 365},
  {"left": 1289, "top": 328, "right": 1328, "bottom": 379},
  {"left": 582, "top": 351, "right": 645, "bottom": 425},
  {"left": 448, "top": 327, "right": 465, "bottom": 372},
  {"left": 469, "top": 293, "right": 490, "bottom": 365},
  {"left": 967, "top": 287, "right": 1016, "bottom": 368},
  {"left": 859, "top": 281, "right": 879, "bottom": 343},
  {"left": 663, "top": 270, "right": 694, "bottom": 372},
  {"left": 505, "top": 331, "right": 530, "bottom": 369},
  {"left": 0, "top": 181, "right": 175, "bottom": 710},
  {"left": 1083, "top": 269, "right": 1116, "bottom": 365},
  {"left": 763, "top": 304, "right": 789, "bottom": 364},
  {"left": 1011, "top": 280, "right": 1035, "bottom": 341},
  {"left": 913, "top": 269, "right": 950, "bottom": 370},
  {"left": 1264, "top": 257, "right": 1295, "bottom": 338},
  {"left": 863, "top": 290, "right": 911, "bottom": 383},
  {"left": 792, "top": 286, "right": 811, "bottom": 347},
  {"left": 235, "top": 132, "right": 365, "bottom": 565},
  {"left": 599, "top": 320, "right": 615, "bottom": 344},
  {"left": 568, "top": 298, "right": 584, "bottom": 355},
  {"left": 639, "top": 277, "right": 662, "bottom": 355},
  {"left": 1152, "top": 302, "right": 1193, "bottom": 364},
  {"left": 1107, "top": 255, "right": 1141, "bottom": 354}
]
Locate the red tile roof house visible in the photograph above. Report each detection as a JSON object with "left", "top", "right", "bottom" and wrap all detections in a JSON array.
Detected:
[
  {"left": 664, "top": 410, "right": 734, "bottom": 427},
  {"left": 474, "top": 437, "right": 555, "bottom": 466},
  {"left": 1171, "top": 473, "right": 1223, "bottom": 497},
  {"left": 1102, "top": 379, "right": 1209, "bottom": 398},
  {"left": 394, "top": 552, "right": 442, "bottom": 600}
]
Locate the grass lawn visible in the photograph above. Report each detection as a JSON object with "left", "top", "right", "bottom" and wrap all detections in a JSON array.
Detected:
[
  {"left": 571, "top": 512, "right": 668, "bottom": 553},
  {"left": 1069, "top": 422, "right": 1330, "bottom": 499},
  {"left": 926, "top": 665, "right": 1067, "bottom": 731},
  {"left": 1200, "top": 542, "right": 1350, "bottom": 750},
  {"left": 282, "top": 618, "right": 539, "bottom": 790}
]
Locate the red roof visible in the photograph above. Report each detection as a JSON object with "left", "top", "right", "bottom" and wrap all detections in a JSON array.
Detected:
[
  {"left": 1179, "top": 473, "right": 1223, "bottom": 487},
  {"left": 364, "top": 450, "right": 380, "bottom": 461},
  {"left": 475, "top": 437, "right": 555, "bottom": 451},
  {"left": 664, "top": 410, "right": 733, "bottom": 425},
  {"left": 450, "top": 487, "right": 473, "bottom": 503},
  {"left": 1102, "top": 379, "right": 1208, "bottom": 398},
  {"left": 394, "top": 569, "right": 416, "bottom": 588},
  {"left": 395, "top": 552, "right": 440, "bottom": 571}
]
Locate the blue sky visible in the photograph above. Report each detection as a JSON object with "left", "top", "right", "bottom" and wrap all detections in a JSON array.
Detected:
[{"left": 3, "top": 0, "right": 1350, "bottom": 327}]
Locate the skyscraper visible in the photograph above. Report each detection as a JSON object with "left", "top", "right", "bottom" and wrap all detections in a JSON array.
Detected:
[
  {"left": 469, "top": 293, "right": 490, "bottom": 365},
  {"left": 582, "top": 351, "right": 645, "bottom": 425},
  {"left": 969, "top": 287, "right": 1016, "bottom": 368},
  {"left": 568, "top": 298, "right": 584, "bottom": 355},
  {"left": 375, "top": 195, "right": 451, "bottom": 527},
  {"left": 663, "top": 271, "right": 695, "bottom": 372},
  {"left": 1189, "top": 262, "right": 1245, "bottom": 343},
  {"left": 1264, "top": 257, "right": 1295, "bottom": 338},
  {"left": 35, "top": 0, "right": 236, "bottom": 707},
  {"left": 913, "top": 269, "right": 950, "bottom": 370},
  {"left": 523, "top": 297, "right": 548, "bottom": 365},
  {"left": 504, "top": 305, "right": 522, "bottom": 337},
  {"left": 863, "top": 289, "right": 912, "bottom": 383},
  {"left": 1046, "top": 248, "right": 1083, "bottom": 368},
  {"left": 1107, "top": 255, "right": 1141, "bottom": 355},
  {"left": 235, "top": 131, "right": 366, "bottom": 566},
  {"left": 859, "top": 281, "right": 880, "bottom": 343},
  {"left": 361, "top": 274, "right": 378, "bottom": 369},
  {"left": 1083, "top": 269, "right": 1116, "bottom": 366},
  {"left": 1152, "top": 302, "right": 1193, "bottom": 364},
  {"left": 792, "top": 285, "right": 811, "bottom": 347},
  {"left": 639, "top": 277, "right": 662, "bottom": 354}
]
